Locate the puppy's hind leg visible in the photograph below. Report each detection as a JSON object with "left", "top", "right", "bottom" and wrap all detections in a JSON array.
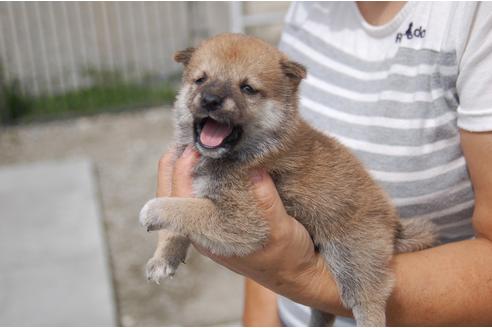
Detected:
[
  {"left": 309, "top": 308, "right": 335, "bottom": 327},
  {"left": 320, "top": 240, "right": 394, "bottom": 327},
  {"left": 351, "top": 303, "right": 387, "bottom": 327},
  {"left": 146, "top": 230, "right": 190, "bottom": 283}
]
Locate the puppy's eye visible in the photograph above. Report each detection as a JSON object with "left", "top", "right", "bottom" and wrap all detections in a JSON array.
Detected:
[
  {"left": 195, "top": 76, "right": 207, "bottom": 85},
  {"left": 240, "top": 84, "right": 258, "bottom": 95}
]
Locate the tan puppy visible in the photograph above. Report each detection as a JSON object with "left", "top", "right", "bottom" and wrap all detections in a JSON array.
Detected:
[{"left": 139, "top": 34, "right": 436, "bottom": 326}]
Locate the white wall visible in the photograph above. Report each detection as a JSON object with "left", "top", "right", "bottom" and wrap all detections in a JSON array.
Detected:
[{"left": 0, "top": 2, "right": 237, "bottom": 95}]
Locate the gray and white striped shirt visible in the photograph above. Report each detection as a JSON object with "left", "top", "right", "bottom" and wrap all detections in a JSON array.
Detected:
[{"left": 277, "top": 2, "right": 492, "bottom": 326}]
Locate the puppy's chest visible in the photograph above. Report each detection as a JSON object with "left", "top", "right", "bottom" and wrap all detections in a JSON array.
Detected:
[
  {"left": 192, "top": 174, "right": 217, "bottom": 198},
  {"left": 192, "top": 169, "right": 326, "bottom": 223},
  {"left": 192, "top": 171, "right": 246, "bottom": 199}
]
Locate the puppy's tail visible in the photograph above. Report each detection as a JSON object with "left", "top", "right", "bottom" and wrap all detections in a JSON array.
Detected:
[{"left": 395, "top": 218, "right": 437, "bottom": 253}]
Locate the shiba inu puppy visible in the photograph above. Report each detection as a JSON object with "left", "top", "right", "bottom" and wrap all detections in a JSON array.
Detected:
[{"left": 139, "top": 33, "right": 435, "bottom": 326}]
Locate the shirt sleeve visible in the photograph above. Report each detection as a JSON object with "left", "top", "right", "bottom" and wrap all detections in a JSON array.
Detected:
[{"left": 456, "top": 1, "right": 492, "bottom": 132}]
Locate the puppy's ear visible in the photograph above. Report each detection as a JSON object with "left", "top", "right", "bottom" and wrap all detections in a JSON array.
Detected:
[
  {"left": 280, "top": 60, "right": 307, "bottom": 85},
  {"left": 174, "top": 47, "right": 196, "bottom": 66}
]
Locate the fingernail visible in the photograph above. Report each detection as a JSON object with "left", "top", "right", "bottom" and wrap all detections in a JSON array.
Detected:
[{"left": 249, "top": 169, "right": 263, "bottom": 183}]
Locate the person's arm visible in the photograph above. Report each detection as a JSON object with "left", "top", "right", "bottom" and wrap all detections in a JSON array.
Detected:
[
  {"left": 163, "top": 130, "right": 492, "bottom": 325},
  {"left": 262, "top": 130, "right": 492, "bottom": 325},
  {"left": 380, "top": 129, "right": 492, "bottom": 325},
  {"left": 243, "top": 278, "right": 281, "bottom": 326},
  {"left": 283, "top": 130, "right": 492, "bottom": 325}
]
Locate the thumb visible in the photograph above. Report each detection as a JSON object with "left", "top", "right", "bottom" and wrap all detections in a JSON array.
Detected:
[{"left": 249, "top": 169, "right": 287, "bottom": 221}]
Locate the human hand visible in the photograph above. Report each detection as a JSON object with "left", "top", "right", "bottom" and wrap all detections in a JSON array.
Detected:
[
  {"left": 198, "top": 169, "right": 330, "bottom": 304},
  {"left": 156, "top": 145, "right": 341, "bottom": 312}
]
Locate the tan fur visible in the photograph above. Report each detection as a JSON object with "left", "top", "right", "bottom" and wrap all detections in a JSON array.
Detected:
[{"left": 140, "top": 34, "right": 436, "bottom": 326}]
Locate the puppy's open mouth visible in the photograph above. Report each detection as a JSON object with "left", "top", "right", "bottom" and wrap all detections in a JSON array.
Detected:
[{"left": 194, "top": 117, "right": 242, "bottom": 150}]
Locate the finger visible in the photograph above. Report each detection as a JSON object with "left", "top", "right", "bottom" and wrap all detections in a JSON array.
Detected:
[
  {"left": 249, "top": 169, "right": 287, "bottom": 222},
  {"left": 156, "top": 147, "right": 177, "bottom": 197},
  {"left": 172, "top": 145, "right": 200, "bottom": 197}
]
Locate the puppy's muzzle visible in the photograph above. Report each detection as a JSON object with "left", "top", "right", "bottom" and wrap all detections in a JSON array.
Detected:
[{"left": 201, "top": 92, "right": 224, "bottom": 112}]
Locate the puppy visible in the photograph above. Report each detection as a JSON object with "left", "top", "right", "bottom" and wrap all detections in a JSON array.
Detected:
[{"left": 139, "top": 33, "right": 436, "bottom": 326}]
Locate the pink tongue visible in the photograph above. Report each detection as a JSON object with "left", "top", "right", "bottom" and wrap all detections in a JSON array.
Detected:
[{"left": 200, "top": 119, "right": 233, "bottom": 148}]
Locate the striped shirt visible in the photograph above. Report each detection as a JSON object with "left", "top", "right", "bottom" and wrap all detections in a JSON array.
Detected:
[{"left": 277, "top": 2, "right": 492, "bottom": 326}]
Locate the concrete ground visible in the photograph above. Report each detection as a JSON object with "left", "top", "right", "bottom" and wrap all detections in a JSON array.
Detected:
[
  {"left": 0, "top": 107, "right": 244, "bottom": 326},
  {"left": 0, "top": 160, "right": 116, "bottom": 326}
]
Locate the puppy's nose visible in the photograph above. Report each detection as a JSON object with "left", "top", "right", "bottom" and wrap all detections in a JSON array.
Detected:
[{"left": 201, "top": 92, "right": 223, "bottom": 111}]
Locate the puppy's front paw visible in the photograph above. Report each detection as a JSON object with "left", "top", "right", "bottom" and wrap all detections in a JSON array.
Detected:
[
  {"left": 146, "top": 256, "right": 180, "bottom": 284},
  {"left": 139, "top": 198, "right": 168, "bottom": 232}
]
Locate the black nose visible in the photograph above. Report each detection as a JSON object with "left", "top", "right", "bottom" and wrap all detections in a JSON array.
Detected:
[{"left": 201, "top": 92, "right": 223, "bottom": 111}]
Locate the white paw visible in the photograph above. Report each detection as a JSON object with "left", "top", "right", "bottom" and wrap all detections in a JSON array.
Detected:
[
  {"left": 146, "top": 256, "right": 180, "bottom": 284},
  {"left": 139, "top": 198, "right": 168, "bottom": 231}
]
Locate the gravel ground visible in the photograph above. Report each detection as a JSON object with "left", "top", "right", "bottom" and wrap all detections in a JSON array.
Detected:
[{"left": 0, "top": 108, "right": 244, "bottom": 326}]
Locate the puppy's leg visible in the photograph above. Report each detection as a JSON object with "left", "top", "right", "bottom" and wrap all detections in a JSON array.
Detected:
[
  {"left": 309, "top": 308, "right": 335, "bottom": 326},
  {"left": 146, "top": 229, "right": 190, "bottom": 283},
  {"left": 320, "top": 240, "right": 394, "bottom": 327},
  {"left": 139, "top": 197, "right": 268, "bottom": 256},
  {"left": 351, "top": 304, "right": 387, "bottom": 327}
]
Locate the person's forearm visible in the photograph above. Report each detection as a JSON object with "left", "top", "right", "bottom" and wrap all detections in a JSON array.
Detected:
[
  {"left": 243, "top": 278, "right": 281, "bottom": 326},
  {"left": 301, "top": 237, "right": 492, "bottom": 325},
  {"left": 387, "top": 237, "right": 492, "bottom": 325}
]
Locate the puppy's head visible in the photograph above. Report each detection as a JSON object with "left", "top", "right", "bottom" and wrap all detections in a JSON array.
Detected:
[{"left": 173, "top": 33, "right": 306, "bottom": 161}]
